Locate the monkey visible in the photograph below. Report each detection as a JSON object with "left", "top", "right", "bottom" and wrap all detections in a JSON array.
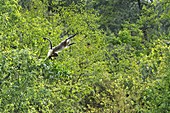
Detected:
[{"left": 43, "top": 34, "right": 76, "bottom": 60}]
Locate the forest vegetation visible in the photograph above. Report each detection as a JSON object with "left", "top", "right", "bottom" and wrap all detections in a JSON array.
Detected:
[{"left": 0, "top": 0, "right": 170, "bottom": 112}]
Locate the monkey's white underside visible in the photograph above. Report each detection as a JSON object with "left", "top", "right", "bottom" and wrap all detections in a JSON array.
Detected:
[
  {"left": 47, "top": 49, "right": 53, "bottom": 57},
  {"left": 47, "top": 46, "right": 66, "bottom": 57}
]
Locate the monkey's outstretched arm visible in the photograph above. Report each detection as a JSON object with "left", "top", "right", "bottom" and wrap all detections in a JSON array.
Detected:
[
  {"left": 43, "top": 37, "right": 53, "bottom": 49},
  {"left": 67, "top": 33, "right": 77, "bottom": 40},
  {"left": 68, "top": 42, "right": 76, "bottom": 46}
]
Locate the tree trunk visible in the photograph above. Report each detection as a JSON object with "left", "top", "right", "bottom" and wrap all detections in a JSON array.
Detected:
[
  {"left": 137, "top": 0, "right": 142, "bottom": 10},
  {"left": 48, "top": 0, "right": 52, "bottom": 12}
]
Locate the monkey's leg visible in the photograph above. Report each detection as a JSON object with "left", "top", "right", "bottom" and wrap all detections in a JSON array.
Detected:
[
  {"left": 50, "top": 53, "right": 58, "bottom": 59},
  {"left": 49, "top": 56, "right": 52, "bottom": 60},
  {"left": 51, "top": 53, "right": 58, "bottom": 57}
]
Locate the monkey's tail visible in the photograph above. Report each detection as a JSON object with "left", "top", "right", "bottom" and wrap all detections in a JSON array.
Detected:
[{"left": 43, "top": 37, "right": 53, "bottom": 49}]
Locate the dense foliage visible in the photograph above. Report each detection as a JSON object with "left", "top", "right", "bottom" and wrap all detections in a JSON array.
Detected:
[{"left": 0, "top": 0, "right": 169, "bottom": 112}]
